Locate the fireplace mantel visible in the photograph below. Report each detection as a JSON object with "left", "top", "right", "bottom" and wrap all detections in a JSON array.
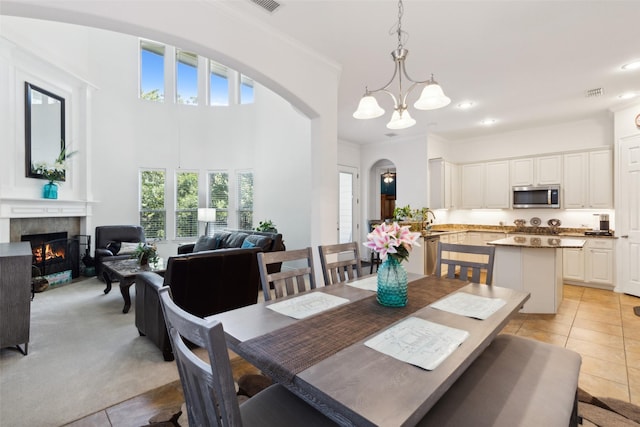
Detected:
[{"left": 0, "top": 197, "right": 95, "bottom": 219}]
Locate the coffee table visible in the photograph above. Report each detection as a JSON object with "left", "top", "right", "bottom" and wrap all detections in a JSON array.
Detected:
[{"left": 102, "top": 258, "right": 165, "bottom": 313}]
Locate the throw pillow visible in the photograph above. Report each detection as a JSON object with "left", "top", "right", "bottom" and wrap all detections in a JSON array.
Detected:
[
  {"left": 245, "top": 235, "right": 273, "bottom": 251},
  {"left": 106, "top": 241, "right": 121, "bottom": 255},
  {"left": 119, "top": 242, "right": 140, "bottom": 255},
  {"left": 241, "top": 239, "right": 256, "bottom": 249},
  {"left": 193, "top": 236, "right": 218, "bottom": 252},
  {"left": 226, "top": 232, "right": 249, "bottom": 248}
]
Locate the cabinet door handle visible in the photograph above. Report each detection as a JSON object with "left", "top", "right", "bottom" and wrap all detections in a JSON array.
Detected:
[{"left": 621, "top": 235, "right": 629, "bottom": 238}]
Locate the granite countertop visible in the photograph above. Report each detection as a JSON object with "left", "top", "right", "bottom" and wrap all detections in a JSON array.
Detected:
[
  {"left": 487, "top": 236, "right": 586, "bottom": 249},
  {"left": 421, "top": 224, "right": 615, "bottom": 239}
]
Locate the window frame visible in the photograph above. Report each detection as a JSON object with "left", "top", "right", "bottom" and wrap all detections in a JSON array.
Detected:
[
  {"left": 139, "top": 168, "right": 167, "bottom": 240},
  {"left": 139, "top": 39, "right": 166, "bottom": 102},
  {"left": 175, "top": 170, "right": 200, "bottom": 239},
  {"left": 208, "top": 170, "right": 229, "bottom": 229},
  {"left": 236, "top": 170, "right": 254, "bottom": 230}
]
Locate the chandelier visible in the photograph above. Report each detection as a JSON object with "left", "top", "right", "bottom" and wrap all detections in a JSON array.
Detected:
[
  {"left": 383, "top": 170, "right": 395, "bottom": 183},
  {"left": 353, "top": 0, "right": 451, "bottom": 130}
]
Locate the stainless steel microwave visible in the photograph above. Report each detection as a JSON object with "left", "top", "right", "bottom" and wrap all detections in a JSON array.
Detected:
[{"left": 512, "top": 185, "right": 560, "bottom": 209}]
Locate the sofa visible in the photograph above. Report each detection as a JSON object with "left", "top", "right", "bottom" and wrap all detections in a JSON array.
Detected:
[
  {"left": 177, "top": 229, "right": 284, "bottom": 255},
  {"left": 95, "top": 225, "right": 146, "bottom": 282},
  {"left": 135, "top": 247, "right": 261, "bottom": 361}
]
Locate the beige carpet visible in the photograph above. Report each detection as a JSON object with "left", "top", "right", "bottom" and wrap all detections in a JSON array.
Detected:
[{"left": 0, "top": 277, "right": 180, "bottom": 427}]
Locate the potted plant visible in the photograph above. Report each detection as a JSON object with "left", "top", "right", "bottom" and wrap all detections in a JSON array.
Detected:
[
  {"left": 255, "top": 220, "right": 278, "bottom": 233},
  {"left": 31, "top": 145, "right": 76, "bottom": 199},
  {"left": 392, "top": 205, "right": 435, "bottom": 232},
  {"left": 132, "top": 242, "right": 158, "bottom": 266}
]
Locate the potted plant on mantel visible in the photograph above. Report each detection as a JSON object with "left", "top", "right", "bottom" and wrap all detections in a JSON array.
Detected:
[
  {"left": 393, "top": 205, "right": 436, "bottom": 233},
  {"left": 31, "top": 145, "right": 76, "bottom": 200}
]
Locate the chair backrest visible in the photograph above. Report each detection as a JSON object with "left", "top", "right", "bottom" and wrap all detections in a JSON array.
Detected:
[
  {"left": 435, "top": 242, "right": 496, "bottom": 285},
  {"left": 318, "top": 242, "right": 362, "bottom": 286},
  {"left": 257, "top": 248, "right": 316, "bottom": 301},
  {"left": 158, "top": 286, "right": 242, "bottom": 427}
]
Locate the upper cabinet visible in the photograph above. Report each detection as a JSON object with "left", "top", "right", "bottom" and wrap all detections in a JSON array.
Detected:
[
  {"left": 429, "top": 158, "right": 459, "bottom": 210},
  {"left": 563, "top": 149, "right": 612, "bottom": 209},
  {"left": 510, "top": 155, "right": 562, "bottom": 187},
  {"left": 461, "top": 161, "right": 509, "bottom": 209}
]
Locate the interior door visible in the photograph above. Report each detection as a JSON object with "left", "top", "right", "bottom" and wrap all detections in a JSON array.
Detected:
[
  {"left": 618, "top": 135, "right": 640, "bottom": 297},
  {"left": 338, "top": 167, "right": 358, "bottom": 244}
]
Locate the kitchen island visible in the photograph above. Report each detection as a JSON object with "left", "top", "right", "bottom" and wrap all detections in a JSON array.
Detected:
[{"left": 488, "top": 236, "right": 586, "bottom": 313}]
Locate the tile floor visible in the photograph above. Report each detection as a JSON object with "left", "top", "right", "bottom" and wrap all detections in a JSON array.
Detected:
[{"left": 68, "top": 284, "right": 640, "bottom": 426}]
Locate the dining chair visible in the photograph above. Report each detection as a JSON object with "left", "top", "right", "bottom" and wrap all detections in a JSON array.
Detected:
[
  {"left": 435, "top": 241, "right": 496, "bottom": 285},
  {"left": 158, "top": 286, "right": 337, "bottom": 427},
  {"left": 257, "top": 247, "right": 317, "bottom": 301},
  {"left": 318, "top": 242, "right": 363, "bottom": 286}
]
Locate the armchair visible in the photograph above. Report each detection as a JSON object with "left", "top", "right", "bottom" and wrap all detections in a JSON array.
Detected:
[{"left": 95, "top": 225, "right": 146, "bottom": 282}]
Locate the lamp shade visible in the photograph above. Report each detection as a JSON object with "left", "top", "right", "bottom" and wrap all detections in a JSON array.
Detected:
[
  {"left": 353, "top": 95, "right": 385, "bottom": 119},
  {"left": 414, "top": 82, "right": 451, "bottom": 110},
  {"left": 197, "top": 208, "right": 217, "bottom": 222},
  {"left": 386, "top": 109, "right": 416, "bottom": 130}
]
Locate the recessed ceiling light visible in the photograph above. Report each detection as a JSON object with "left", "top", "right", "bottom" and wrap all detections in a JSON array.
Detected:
[
  {"left": 618, "top": 92, "right": 639, "bottom": 100},
  {"left": 480, "top": 119, "right": 497, "bottom": 126},
  {"left": 456, "top": 101, "right": 474, "bottom": 109},
  {"left": 621, "top": 60, "right": 640, "bottom": 71}
]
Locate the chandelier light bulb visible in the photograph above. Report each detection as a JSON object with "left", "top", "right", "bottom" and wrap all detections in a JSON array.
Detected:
[
  {"left": 414, "top": 81, "right": 451, "bottom": 110},
  {"left": 386, "top": 109, "right": 416, "bottom": 130},
  {"left": 353, "top": 95, "right": 385, "bottom": 119}
]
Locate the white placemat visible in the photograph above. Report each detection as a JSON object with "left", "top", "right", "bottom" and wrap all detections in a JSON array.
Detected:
[
  {"left": 345, "top": 275, "right": 378, "bottom": 291},
  {"left": 430, "top": 292, "right": 506, "bottom": 320},
  {"left": 364, "top": 317, "right": 469, "bottom": 371},
  {"left": 266, "top": 292, "right": 350, "bottom": 319}
]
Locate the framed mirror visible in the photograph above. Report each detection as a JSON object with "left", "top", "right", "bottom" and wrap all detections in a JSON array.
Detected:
[{"left": 25, "top": 82, "right": 66, "bottom": 180}]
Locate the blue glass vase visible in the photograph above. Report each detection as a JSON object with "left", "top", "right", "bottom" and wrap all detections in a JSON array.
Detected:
[
  {"left": 377, "top": 256, "right": 408, "bottom": 307},
  {"left": 43, "top": 182, "right": 58, "bottom": 199}
]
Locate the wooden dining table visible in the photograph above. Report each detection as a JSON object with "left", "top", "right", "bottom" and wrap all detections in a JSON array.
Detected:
[{"left": 209, "top": 274, "right": 530, "bottom": 427}]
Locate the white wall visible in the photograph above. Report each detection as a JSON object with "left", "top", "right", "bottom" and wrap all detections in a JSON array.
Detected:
[
  {"left": 1, "top": 0, "right": 341, "bottom": 265},
  {"left": 0, "top": 17, "right": 316, "bottom": 259},
  {"left": 444, "top": 114, "right": 613, "bottom": 164}
]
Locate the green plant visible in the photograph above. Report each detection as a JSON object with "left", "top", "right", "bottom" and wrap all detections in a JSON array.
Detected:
[
  {"left": 393, "top": 205, "right": 413, "bottom": 221},
  {"left": 255, "top": 220, "right": 277, "bottom": 233},
  {"left": 132, "top": 242, "right": 158, "bottom": 265},
  {"left": 31, "top": 145, "right": 77, "bottom": 184}
]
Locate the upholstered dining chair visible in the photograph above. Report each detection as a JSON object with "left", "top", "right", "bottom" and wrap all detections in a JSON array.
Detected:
[
  {"left": 318, "top": 242, "right": 363, "bottom": 286},
  {"left": 257, "top": 248, "right": 316, "bottom": 301},
  {"left": 435, "top": 242, "right": 496, "bottom": 285},
  {"left": 158, "top": 286, "right": 337, "bottom": 427}
]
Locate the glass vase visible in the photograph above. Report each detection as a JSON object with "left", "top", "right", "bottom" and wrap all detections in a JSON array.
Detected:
[
  {"left": 377, "top": 256, "right": 408, "bottom": 307},
  {"left": 43, "top": 182, "right": 58, "bottom": 199}
]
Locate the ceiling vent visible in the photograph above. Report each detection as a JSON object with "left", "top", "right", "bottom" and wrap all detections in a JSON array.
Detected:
[
  {"left": 585, "top": 87, "right": 604, "bottom": 98},
  {"left": 248, "top": 0, "right": 281, "bottom": 13}
]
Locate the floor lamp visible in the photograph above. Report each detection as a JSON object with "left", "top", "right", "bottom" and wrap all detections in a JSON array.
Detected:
[{"left": 197, "top": 208, "right": 216, "bottom": 236}]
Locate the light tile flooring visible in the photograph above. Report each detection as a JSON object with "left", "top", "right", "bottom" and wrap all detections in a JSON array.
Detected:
[
  {"left": 70, "top": 284, "right": 640, "bottom": 426},
  {"left": 501, "top": 284, "right": 640, "bottom": 405}
]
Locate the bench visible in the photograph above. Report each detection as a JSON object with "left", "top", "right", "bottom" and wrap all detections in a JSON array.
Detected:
[{"left": 417, "top": 334, "right": 581, "bottom": 427}]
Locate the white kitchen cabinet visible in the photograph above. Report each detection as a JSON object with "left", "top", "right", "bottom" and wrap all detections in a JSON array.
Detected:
[
  {"left": 585, "top": 239, "right": 614, "bottom": 285},
  {"left": 510, "top": 155, "right": 562, "bottom": 187},
  {"left": 562, "top": 247, "right": 585, "bottom": 281},
  {"left": 588, "top": 150, "right": 613, "bottom": 209},
  {"left": 562, "top": 238, "right": 614, "bottom": 287},
  {"left": 461, "top": 163, "right": 484, "bottom": 208},
  {"left": 563, "top": 149, "right": 612, "bottom": 209},
  {"left": 429, "top": 158, "right": 459, "bottom": 209},
  {"left": 537, "top": 155, "right": 563, "bottom": 185},
  {"left": 484, "top": 161, "right": 510, "bottom": 208},
  {"left": 461, "top": 161, "right": 509, "bottom": 209}
]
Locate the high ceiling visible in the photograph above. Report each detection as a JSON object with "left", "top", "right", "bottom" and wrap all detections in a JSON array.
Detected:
[{"left": 222, "top": 0, "right": 640, "bottom": 144}]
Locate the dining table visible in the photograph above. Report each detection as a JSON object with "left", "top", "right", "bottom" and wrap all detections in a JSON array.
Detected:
[{"left": 209, "top": 273, "right": 530, "bottom": 427}]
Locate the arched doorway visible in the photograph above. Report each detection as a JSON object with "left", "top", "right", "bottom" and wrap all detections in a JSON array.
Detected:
[{"left": 369, "top": 159, "right": 396, "bottom": 225}]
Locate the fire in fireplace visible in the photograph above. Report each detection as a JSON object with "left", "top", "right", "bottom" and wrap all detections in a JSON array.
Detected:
[{"left": 21, "top": 232, "right": 80, "bottom": 278}]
